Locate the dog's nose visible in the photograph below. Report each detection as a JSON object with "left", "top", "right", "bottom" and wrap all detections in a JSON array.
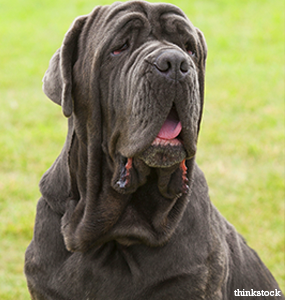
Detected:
[{"left": 154, "top": 50, "right": 190, "bottom": 81}]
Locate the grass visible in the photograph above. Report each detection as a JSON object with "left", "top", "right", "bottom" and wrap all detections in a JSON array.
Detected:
[{"left": 0, "top": 0, "right": 284, "bottom": 298}]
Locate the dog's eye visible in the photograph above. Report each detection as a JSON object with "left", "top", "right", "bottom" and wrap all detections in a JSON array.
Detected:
[
  {"left": 112, "top": 43, "right": 129, "bottom": 56},
  {"left": 185, "top": 43, "right": 196, "bottom": 57},
  {"left": 187, "top": 50, "right": 195, "bottom": 57}
]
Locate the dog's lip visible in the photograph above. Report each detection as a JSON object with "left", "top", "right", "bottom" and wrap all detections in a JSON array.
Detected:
[
  {"left": 135, "top": 105, "right": 187, "bottom": 168},
  {"left": 118, "top": 104, "right": 197, "bottom": 161},
  {"left": 151, "top": 136, "right": 182, "bottom": 147}
]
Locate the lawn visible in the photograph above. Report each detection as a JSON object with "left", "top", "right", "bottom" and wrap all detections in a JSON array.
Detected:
[{"left": 0, "top": 0, "right": 284, "bottom": 298}]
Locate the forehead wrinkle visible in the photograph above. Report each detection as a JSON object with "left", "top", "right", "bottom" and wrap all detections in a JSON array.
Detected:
[
  {"left": 102, "top": 12, "right": 149, "bottom": 38},
  {"left": 160, "top": 9, "right": 185, "bottom": 19},
  {"left": 104, "top": 1, "right": 149, "bottom": 24},
  {"left": 160, "top": 13, "right": 194, "bottom": 35}
]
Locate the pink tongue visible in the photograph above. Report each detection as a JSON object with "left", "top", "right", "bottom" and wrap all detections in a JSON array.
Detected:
[{"left": 157, "top": 110, "right": 182, "bottom": 140}]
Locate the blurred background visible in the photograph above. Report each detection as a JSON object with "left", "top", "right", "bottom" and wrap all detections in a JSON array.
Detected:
[{"left": 0, "top": 0, "right": 284, "bottom": 298}]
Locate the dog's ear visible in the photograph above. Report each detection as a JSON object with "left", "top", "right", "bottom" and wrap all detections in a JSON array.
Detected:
[
  {"left": 42, "top": 15, "right": 87, "bottom": 117},
  {"left": 195, "top": 27, "right": 207, "bottom": 133}
]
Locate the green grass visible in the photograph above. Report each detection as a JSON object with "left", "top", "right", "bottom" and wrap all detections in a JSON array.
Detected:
[{"left": 0, "top": 0, "right": 284, "bottom": 298}]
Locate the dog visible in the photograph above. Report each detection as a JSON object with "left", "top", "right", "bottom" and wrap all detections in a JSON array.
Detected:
[{"left": 24, "top": 1, "right": 283, "bottom": 299}]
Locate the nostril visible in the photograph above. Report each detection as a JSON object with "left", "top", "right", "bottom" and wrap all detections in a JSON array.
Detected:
[
  {"left": 154, "top": 60, "right": 171, "bottom": 73},
  {"left": 180, "top": 60, "right": 189, "bottom": 73}
]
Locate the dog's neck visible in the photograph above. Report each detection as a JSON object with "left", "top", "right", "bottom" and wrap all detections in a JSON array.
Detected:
[{"left": 40, "top": 116, "right": 196, "bottom": 252}]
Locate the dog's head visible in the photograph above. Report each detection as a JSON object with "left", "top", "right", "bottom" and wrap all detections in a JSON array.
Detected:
[{"left": 41, "top": 1, "right": 207, "bottom": 251}]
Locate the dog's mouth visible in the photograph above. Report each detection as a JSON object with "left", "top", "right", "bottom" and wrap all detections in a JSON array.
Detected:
[
  {"left": 113, "top": 105, "right": 189, "bottom": 198},
  {"left": 156, "top": 106, "right": 182, "bottom": 141},
  {"left": 137, "top": 105, "right": 186, "bottom": 168}
]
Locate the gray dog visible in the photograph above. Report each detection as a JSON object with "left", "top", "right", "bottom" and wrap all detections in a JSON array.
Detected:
[{"left": 24, "top": 1, "right": 283, "bottom": 299}]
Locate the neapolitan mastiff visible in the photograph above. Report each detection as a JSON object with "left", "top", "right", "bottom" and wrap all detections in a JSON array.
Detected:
[{"left": 24, "top": 1, "right": 283, "bottom": 299}]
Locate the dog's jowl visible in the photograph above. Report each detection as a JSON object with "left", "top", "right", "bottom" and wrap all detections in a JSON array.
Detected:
[{"left": 24, "top": 1, "right": 283, "bottom": 299}]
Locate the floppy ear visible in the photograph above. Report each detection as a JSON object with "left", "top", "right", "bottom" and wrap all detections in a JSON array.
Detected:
[
  {"left": 195, "top": 27, "right": 207, "bottom": 133},
  {"left": 43, "top": 15, "right": 87, "bottom": 117}
]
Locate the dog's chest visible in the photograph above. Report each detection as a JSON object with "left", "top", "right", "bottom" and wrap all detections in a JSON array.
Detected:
[{"left": 46, "top": 242, "right": 217, "bottom": 300}]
